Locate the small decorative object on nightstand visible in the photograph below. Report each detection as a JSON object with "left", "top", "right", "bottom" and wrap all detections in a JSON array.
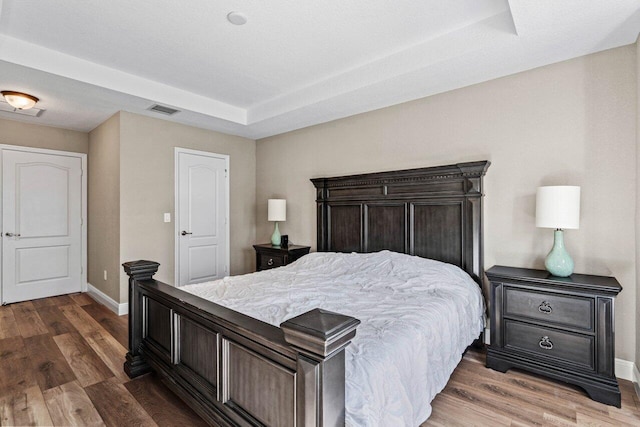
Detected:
[
  {"left": 486, "top": 265, "right": 622, "bottom": 407},
  {"left": 253, "top": 243, "right": 310, "bottom": 271}
]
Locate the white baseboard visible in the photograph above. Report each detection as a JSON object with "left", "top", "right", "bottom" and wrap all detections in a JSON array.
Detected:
[
  {"left": 86, "top": 283, "right": 128, "bottom": 316},
  {"left": 615, "top": 358, "right": 636, "bottom": 382}
]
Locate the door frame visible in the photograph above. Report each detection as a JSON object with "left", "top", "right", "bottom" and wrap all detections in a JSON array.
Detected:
[
  {"left": 0, "top": 144, "right": 88, "bottom": 304},
  {"left": 174, "top": 147, "right": 230, "bottom": 287}
]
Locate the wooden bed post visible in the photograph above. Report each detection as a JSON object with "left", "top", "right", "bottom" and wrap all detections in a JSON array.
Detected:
[
  {"left": 122, "top": 260, "right": 160, "bottom": 378},
  {"left": 281, "top": 308, "right": 360, "bottom": 427}
]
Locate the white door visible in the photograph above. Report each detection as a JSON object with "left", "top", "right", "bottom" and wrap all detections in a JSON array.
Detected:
[
  {"left": 2, "top": 149, "right": 83, "bottom": 303},
  {"left": 176, "top": 150, "right": 228, "bottom": 286}
]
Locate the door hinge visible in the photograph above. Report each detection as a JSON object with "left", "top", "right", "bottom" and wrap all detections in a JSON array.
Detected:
[
  {"left": 225, "top": 169, "right": 228, "bottom": 178},
  {"left": 224, "top": 265, "right": 228, "bottom": 273},
  {"left": 81, "top": 266, "right": 83, "bottom": 274}
]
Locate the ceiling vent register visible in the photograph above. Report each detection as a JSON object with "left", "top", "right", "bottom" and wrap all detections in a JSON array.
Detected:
[{"left": 147, "top": 104, "right": 180, "bottom": 115}]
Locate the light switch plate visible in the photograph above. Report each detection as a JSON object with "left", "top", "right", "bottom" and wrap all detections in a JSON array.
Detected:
[{"left": 164, "top": 213, "right": 171, "bottom": 223}]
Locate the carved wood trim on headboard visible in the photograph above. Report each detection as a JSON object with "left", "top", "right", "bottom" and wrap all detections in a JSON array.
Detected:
[{"left": 311, "top": 161, "right": 490, "bottom": 285}]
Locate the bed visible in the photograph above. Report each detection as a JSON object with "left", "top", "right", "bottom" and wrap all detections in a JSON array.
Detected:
[{"left": 122, "top": 160, "right": 490, "bottom": 427}]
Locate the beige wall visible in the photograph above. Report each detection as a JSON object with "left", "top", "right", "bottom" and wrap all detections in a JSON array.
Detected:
[
  {"left": 88, "top": 113, "right": 121, "bottom": 302},
  {"left": 257, "top": 46, "right": 638, "bottom": 361},
  {"left": 118, "top": 112, "right": 256, "bottom": 301},
  {"left": 0, "top": 117, "right": 88, "bottom": 153}
]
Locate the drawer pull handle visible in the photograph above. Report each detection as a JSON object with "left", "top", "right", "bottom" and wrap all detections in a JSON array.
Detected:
[
  {"left": 539, "top": 336, "right": 553, "bottom": 350},
  {"left": 538, "top": 301, "right": 553, "bottom": 314},
  {"left": 267, "top": 258, "right": 274, "bottom": 266}
]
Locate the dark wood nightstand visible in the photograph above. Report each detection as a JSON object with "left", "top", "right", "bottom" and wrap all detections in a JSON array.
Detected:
[
  {"left": 253, "top": 244, "right": 311, "bottom": 271},
  {"left": 486, "top": 265, "right": 622, "bottom": 407}
]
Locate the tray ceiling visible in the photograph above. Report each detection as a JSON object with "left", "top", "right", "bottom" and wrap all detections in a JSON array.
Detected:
[{"left": 0, "top": 0, "right": 639, "bottom": 139}]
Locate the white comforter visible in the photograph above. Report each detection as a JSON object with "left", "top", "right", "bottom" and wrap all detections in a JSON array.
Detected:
[{"left": 182, "top": 250, "right": 484, "bottom": 426}]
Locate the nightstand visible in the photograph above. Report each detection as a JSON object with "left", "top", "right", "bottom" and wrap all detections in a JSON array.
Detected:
[
  {"left": 486, "top": 265, "right": 622, "bottom": 407},
  {"left": 253, "top": 244, "right": 310, "bottom": 271}
]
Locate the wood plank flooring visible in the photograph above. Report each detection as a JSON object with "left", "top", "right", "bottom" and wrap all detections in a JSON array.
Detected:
[
  {"left": 0, "top": 294, "right": 206, "bottom": 427},
  {"left": 422, "top": 350, "right": 640, "bottom": 427},
  {"left": 0, "top": 292, "right": 639, "bottom": 426}
]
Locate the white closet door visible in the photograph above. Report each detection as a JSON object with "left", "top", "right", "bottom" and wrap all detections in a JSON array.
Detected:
[
  {"left": 176, "top": 150, "right": 228, "bottom": 286},
  {"left": 2, "top": 149, "right": 83, "bottom": 303}
]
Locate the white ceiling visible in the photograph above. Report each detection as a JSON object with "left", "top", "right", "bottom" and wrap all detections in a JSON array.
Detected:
[{"left": 0, "top": 0, "right": 639, "bottom": 139}]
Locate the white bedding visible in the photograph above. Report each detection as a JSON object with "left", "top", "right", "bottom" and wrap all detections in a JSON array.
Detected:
[{"left": 182, "top": 250, "right": 484, "bottom": 426}]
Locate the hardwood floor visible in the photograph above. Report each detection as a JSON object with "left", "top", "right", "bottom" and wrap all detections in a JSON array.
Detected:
[
  {"left": 1, "top": 293, "right": 639, "bottom": 426},
  {"left": 422, "top": 350, "right": 640, "bottom": 427},
  {"left": 0, "top": 294, "right": 206, "bottom": 427}
]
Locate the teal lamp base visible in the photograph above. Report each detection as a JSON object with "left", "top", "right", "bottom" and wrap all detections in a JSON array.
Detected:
[
  {"left": 271, "top": 222, "right": 281, "bottom": 246},
  {"left": 545, "top": 229, "right": 574, "bottom": 277}
]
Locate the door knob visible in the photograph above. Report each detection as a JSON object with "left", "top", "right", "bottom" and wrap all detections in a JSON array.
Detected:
[
  {"left": 4, "top": 232, "right": 20, "bottom": 237},
  {"left": 181, "top": 231, "right": 193, "bottom": 236}
]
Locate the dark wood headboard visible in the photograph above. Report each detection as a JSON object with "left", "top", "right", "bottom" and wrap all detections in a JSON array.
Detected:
[{"left": 311, "top": 161, "right": 490, "bottom": 285}]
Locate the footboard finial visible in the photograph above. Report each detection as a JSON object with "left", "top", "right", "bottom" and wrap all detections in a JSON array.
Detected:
[
  {"left": 123, "top": 260, "right": 160, "bottom": 280},
  {"left": 123, "top": 260, "right": 160, "bottom": 378},
  {"left": 281, "top": 308, "right": 360, "bottom": 427}
]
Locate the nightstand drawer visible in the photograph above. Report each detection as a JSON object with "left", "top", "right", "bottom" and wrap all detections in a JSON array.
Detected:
[
  {"left": 259, "top": 254, "right": 284, "bottom": 270},
  {"left": 504, "top": 320, "right": 594, "bottom": 371},
  {"left": 254, "top": 244, "right": 311, "bottom": 272},
  {"left": 504, "top": 287, "right": 593, "bottom": 331}
]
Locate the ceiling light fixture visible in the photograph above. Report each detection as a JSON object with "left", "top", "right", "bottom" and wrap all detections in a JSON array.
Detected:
[
  {"left": 227, "top": 11, "right": 247, "bottom": 26},
  {"left": 1, "top": 91, "right": 39, "bottom": 110}
]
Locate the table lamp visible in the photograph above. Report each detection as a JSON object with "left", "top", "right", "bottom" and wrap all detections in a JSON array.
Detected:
[
  {"left": 268, "top": 199, "right": 286, "bottom": 246},
  {"left": 536, "top": 186, "right": 580, "bottom": 277}
]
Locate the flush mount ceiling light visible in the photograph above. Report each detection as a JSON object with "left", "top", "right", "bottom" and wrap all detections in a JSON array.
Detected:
[
  {"left": 1, "top": 91, "right": 39, "bottom": 110},
  {"left": 227, "top": 11, "right": 247, "bottom": 26}
]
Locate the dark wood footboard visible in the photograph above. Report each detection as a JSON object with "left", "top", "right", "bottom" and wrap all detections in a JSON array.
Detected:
[{"left": 122, "top": 260, "right": 360, "bottom": 427}]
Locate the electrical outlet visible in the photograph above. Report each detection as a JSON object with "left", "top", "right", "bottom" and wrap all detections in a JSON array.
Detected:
[
  {"left": 104, "top": 270, "right": 107, "bottom": 281},
  {"left": 164, "top": 213, "right": 171, "bottom": 223}
]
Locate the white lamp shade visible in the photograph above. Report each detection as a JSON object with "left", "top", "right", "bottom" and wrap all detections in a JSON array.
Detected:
[
  {"left": 268, "top": 199, "right": 286, "bottom": 222},
  {"left": 536, "top": 186, "right": 580, "bottom": 229}
]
